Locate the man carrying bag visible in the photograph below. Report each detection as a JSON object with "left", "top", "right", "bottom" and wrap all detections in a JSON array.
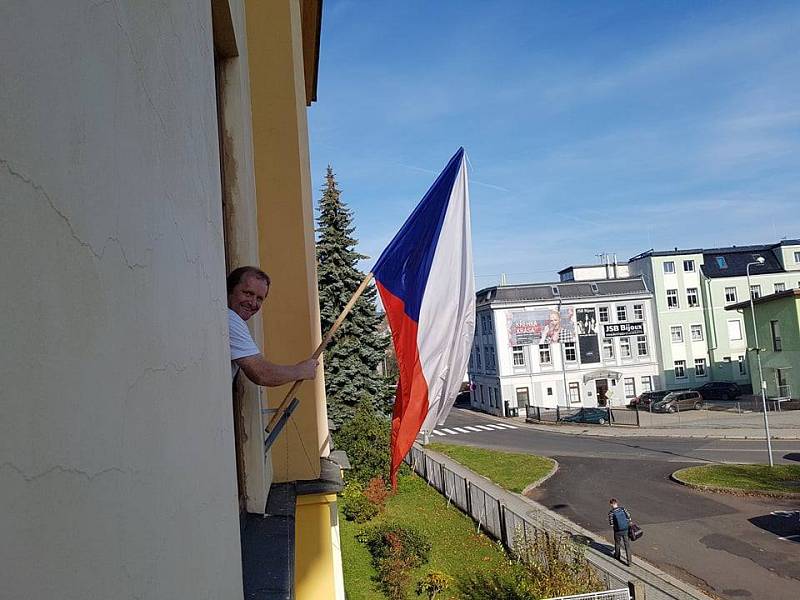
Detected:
[{"left": 608, "top": 498, "right": 637, "bottom": 565}]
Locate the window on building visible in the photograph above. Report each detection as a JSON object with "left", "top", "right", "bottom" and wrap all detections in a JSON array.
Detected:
[
  {"left": 620, "top": 337, "right": 631, "bottom": 358},
  {"left": 636, "top": 335, "right": 648, "bottom": 356},
  {"left": 547, "top": 387, "right": 553, "bottom": 396},
  {"left": 750, "top": 284, "right": 761, "bottom": 300},
  {"left": 774, "top": 282, "right": 786, "bottom": 294},
  {"left": 568, "top": 382, "right": 581, "bottom": 404},
  {"left": 487, "top": 315, "right": 493, "bottom": 333},
  {"left": 683, "top": 260, "right": 695, "bottom": 272},
  {"left": 663, "top": 261, "right": 675, "bottom": 274},
  {"left": 488, "top": 387, "right": 494, "bottom": 407},
  {"left": 771, "top": 320, "right": 782, "bottom": 351},
  {"left": 690, "top": 324, "right": 704, "bottom": 341},
  {"left": 617, "top": 305, "right": 627, "bottom": 321},
  {"left": 475, "top": 346, "right": 482, "bottom": 370},
  {"left": 480, "top": 385, "right": 485, "bottom": 404},
  {"left": 603, "top": 338, "right": 614, "bottom": 359},
  {"left": 468, "top": 353, "right": 473, "bottom": 370},
  {"left": 487, "top": 346, "right": 496, "bottom": 370},
  {"left": 695, "top": 358, "right": 707, "bottom": 377},
  {"left": 725, "top": 287, "right": 737, "bottom": 303},
  {"left": 670, "top": 326, "right": 683, "bottom": 343},
  {"left": 727, "top": 320, "right": 743, "bottom": 341},
  {"left": 738, "top": 355, "right": 747, "bottom": 375},
  {"left": 564, "top": 341, "right": 577, "bottom": 362},
  {"left": 674, "top": 360, "right": 686, "bottom": 378},
  {"left": 666, "top": 289, "right": 679, "bottom": 308},
  {"left": 516, "top": 387, "right": 530, "bottom": 406},
  {"left": 641, "top": 376, "right": 652, "bottom": 393},
  {"left": 686, "top": 287, "right": 699, "bottom": 307},
  {"left": 633, "top": 304, "right": 644, "bottom": 320},
  {"left": 512, "top": 345, "right": 525, "bottom": 366},
  {"left": 539, "top": 343, "right": 551, "bottom": 365},
  {"left": 480, "top": 315, "right": 486, "bottom": 334},
  {"left": 716, "top": 256, "right": 727, "bottom": 269},
  {"left": 624, "top": 378, "right": 636, "bottom": 398},
  {"left": 598, "top": 306, "right": 609, "bottom": 322},
  {"left": 795, "top": 251, "right": 800, "bottom": 263}
]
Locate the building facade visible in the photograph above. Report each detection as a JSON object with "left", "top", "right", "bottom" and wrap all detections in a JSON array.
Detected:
[
  {"left": 629, "top": 241, "right": 800, "bottom": 390},
  {"left": 2, "top": 2, "right": 344, "bottom": 599},
  {"left": 468, "top": 278, "right": 660, "bottom": 415},
  {"left": 727, "top": 289, "right": 800, "bottom": 400}
]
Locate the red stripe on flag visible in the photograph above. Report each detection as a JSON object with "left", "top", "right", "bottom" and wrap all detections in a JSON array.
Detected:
[{"left": 376, "top": 281, "right": 430, "bottom": 487}]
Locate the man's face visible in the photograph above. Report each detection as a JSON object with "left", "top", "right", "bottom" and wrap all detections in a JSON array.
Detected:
[{"left": 228, "top": 274, "right": 269, "bottom": 321}]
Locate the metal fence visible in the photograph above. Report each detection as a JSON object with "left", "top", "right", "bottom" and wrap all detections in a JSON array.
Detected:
[
  {"left": 525, "top": 405, "right": 640, "bottom": 427},
  {"left": 545, "top": 590, "right": 630, "bottom": 600}
]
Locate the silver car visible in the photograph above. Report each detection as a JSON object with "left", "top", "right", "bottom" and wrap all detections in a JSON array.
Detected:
[{"left": 652, "top": 390, "right": 703, "bottom": 413}]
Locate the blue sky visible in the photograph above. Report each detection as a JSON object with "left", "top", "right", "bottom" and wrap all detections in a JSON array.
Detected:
[{"left": 308, "top": 1, "right": 800, "bottom": 289}]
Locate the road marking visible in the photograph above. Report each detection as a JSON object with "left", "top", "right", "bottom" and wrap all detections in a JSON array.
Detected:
[
  {"left": 463, "top": 426, "right": 482, "bottom": 432},
  {"left": 432, "top": 430, "right": 445, "bottom": 436},
  {"left": 485, "top": 424, "right": 505, "bottom": 430},
  {"left": 453, "top": 427, "right": 470, "bottom": 433},
  {"left": 474, "top": 425, "right": 494, "bottom": 431},
  {"left": 441, "top": 428, "right": 458, "bottom": 434},
  {"left": 495, "top": 423, "right": 518, "bottom": 429}
]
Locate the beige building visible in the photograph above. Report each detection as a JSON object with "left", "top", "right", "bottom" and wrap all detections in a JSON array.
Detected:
[{"left": 2, "top": 2, "right": 344, "bottom": 599}]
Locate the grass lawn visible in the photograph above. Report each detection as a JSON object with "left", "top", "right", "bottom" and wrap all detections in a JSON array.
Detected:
[
  {"left": 340, "top": 474, "right": 509, "bottom": 599},
  {"left": 427, "top": 443, "right": 556, "bottom": 493},
  {"left": 673, "top": 464, "right": 800, "bottom": 495}
]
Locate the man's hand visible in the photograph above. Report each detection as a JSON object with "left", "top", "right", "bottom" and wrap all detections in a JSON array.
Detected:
[{"left": 293, "top": 357, "right": 319, "bottom": 381}]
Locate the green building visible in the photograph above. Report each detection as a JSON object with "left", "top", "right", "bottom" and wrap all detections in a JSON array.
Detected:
[
  {"left": 726, "top": 289, "right": 800, "bottom": 400},
  {"left": 629, "top": 240, "right": 800, "bottom": 390}
]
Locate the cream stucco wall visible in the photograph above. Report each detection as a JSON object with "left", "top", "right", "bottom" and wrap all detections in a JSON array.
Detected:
[{"left": 1, "top": 2, "right": 248, "bottom": 598}]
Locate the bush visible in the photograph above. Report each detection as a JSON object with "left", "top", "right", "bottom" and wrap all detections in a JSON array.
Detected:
[
  {"left": 363, "top": 476, "right": 391, "bottom": 510},
  {"left": 357, "top": 522, "right": 432, "bottom": 600},
  {"left": 416, "top": 571, "right": 453, "bottom": 599},
  {"left": 334, "top": 399, "right": 391, "bottom": 484},
  {"left": 456, "top": 530, "right": 602, "bottom": 600},
  {"left": 341, "top": 481, "right": 379, "bottom": 523}
]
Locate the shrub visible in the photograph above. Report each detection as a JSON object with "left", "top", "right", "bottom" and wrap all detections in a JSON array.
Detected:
[
  {"left": 334, "top": 399, "right": 391, "bottom": 484},
  {"left": 363, "top": 476, "right": 391, "bottom": 511},
  {"left": 357, "top": 522, "right": 432, "bottom": 600},
  {"left": 416, "top": 570, "right": 453, "bottom": 600},
  {"left": 456, "top": 530, "right": 602, "bottom": 600},
  {"left": 340, "top": 481, "right": 379, "bottom": 523}
]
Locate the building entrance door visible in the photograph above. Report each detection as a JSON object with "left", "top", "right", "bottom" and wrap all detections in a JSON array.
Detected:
[
  {"left": 776, "top": 369, "right": 790, "bottom": 398},
  {"left": 595, "top": 379, "right": 609, "bottom": 406}
]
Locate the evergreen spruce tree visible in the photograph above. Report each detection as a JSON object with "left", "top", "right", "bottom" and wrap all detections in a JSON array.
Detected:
[{"left": 316, "top": 166, "right": 391, "bottom": 426}]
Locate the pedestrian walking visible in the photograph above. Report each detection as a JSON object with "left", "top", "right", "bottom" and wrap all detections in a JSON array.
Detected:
[{"left": 608, "top": 498, "right": 632, "bottom": 566}]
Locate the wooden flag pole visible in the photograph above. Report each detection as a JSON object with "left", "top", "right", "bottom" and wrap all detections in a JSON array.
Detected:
[{"left": 265, "top": 271, "right": 375, "bottom": 438}]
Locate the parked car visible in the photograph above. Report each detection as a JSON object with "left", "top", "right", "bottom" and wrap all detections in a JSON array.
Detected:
[
  {"left": 652, "top": 390, "right": 704, "bottom": 413},
  {"left": 694, "top": 382, "right": 741, "bottom": 401},
  {"left": 560, "top": 407, "right": 612, "bottom": 425},
  {"left": 629, "top": 390, "right": 670, "bottom": 409}
]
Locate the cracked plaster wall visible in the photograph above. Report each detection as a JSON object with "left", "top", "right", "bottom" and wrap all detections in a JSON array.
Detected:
[{"left": 1, "top": 2, "right": 245, "bottom": 598}]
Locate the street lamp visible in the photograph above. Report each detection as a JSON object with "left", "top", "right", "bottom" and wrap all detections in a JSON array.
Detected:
[{"left": 746, "top": 256, "right": 774, "bottom": 467}]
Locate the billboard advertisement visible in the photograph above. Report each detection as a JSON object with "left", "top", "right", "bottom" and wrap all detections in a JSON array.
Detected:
[
  {"left": 576, "top": 308, "right": 600, "bottom": 363},
  {"left": 603, "top": 322, "right": 645, "bottom": 337},
  {"left": 507, "top": 308, "right": 575, "bottom": 346}
]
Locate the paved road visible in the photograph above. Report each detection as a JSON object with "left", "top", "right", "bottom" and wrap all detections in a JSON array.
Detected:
[{"left": 437, "top": 407, "right": 800, "bottom": 600}]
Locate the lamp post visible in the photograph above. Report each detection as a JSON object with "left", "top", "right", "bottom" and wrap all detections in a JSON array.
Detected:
[{"left": 746, "top": 257, "right": 774, "bottom": 467}]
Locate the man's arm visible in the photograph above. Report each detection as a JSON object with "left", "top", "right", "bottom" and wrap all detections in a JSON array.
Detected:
[{"left": 235, "top": 354, "right": 318, "bottom": 387}]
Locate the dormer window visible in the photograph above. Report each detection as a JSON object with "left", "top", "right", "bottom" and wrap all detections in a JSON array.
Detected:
[
  {"left": 716, "top": 256, "right": 727, "bottom": 269},
  {"left": 551, "top": 286, "right": 560, "bottom": 296},
  {"left": 590, "top": 283, "right": 599, "bottom": 294}
]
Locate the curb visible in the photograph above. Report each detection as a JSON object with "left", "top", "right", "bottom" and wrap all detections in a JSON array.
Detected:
[
  {"left": 521, "top": 459, "right": 559, "bottom": 496},
  {"left": 670, "top": 467, "right": 800, "bottom": 499}
]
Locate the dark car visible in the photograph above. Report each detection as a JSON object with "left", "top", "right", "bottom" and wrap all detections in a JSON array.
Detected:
[
  {"left": 694, "top": 382, "right": 741, "bottom": 401},
  {"left": 629, "top": 390, "right": 670, "bottom": 409},
  {"left": 652, "top": 390, "right": 704, "bottom": 413},
  {"left": 560, "top": 407, "right": 612, "bottom": 425}
]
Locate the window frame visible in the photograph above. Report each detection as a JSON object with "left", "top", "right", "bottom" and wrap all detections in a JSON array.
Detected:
[
  {"left": 663, "top": 261, "right": 675, "bottom": 274},
  {"left": 666, "top": 289, "right": 679, "bottom": 309},
  {"left": 633, "top": 304, "right": 644, "bottom": 320},
  {"left": 620, "top": 336, "right": 632, "bottom": 358},
  {"left": 616, "top": 305, "right": 627, "bottom": 321},
  {"left": 771, "top": 320, "right": 782, "bottom": 351},
  {"left": 727, "top": 319, "right": 743, "bottom": 341},
  {"left": 694, "top": 358, "right": 707, "bottom": 377},
  {"left": 724, "top": 286, "right": 737, "bottom": 303},
  {"left": 515, "top": 387, "right": 530, "bottom": 405},
  {"left": 750, "top": 284, "right": 761, "bottom": 300},
  {"left": 674, "top": 360, "right": 687, "bottom": 379},
  {"left": 670, "top": 325, "right": 684, "bottom": 343},
  {"left": 568, "top": 382, "right": 581, "bottom": 404},
  {"left": 539, "top": 343, "right": 552, "bottom": 365},
  {"left": 774, "top": 282, "right": 786, "bottom": 294},
  {"left": 602, "top": 338, "right": 614, "bottom": 359},
  {"left": 624, "top": 377, "right": 636, "bottom": 399},
  {"left": 690, "top": 324, "right": 704, "bottom": 341},
  {"left": 686, "top": 287, "right": 699, "bottom": 308},
  {"left": 640, "top": 376, "right": 652, "bottom": 393},
  {"left": 636, "top": 335, "right": 648, "bottom": 356},
  {"left": 683, "top": 259, "right": 695, "bottom": 272},
  {"left": 564, "top": 341, "right": 577, "bottom": 362},
  {"left": 512, "top": 345, "right": 525, "bottom": 366},
  {"left": 598, "top": 306, "right": 609, "bottom": 323}
]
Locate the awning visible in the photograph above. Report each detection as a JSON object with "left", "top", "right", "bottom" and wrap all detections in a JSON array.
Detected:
[{"left": 582, "top": 370, "right": 622, "bottom": 383}]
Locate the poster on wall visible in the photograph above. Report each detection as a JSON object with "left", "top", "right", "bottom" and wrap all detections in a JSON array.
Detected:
[
  {"left": 507, "top": 308, "right": 575, "bottom": 346},
  {"left": 603, "top": 322, "right": 645, "bottom": 337},
  {"left": 576, "top": 308, "right": 600, "bottom": 363}
]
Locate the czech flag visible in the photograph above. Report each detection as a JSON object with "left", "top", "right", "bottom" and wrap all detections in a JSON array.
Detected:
[{"left": 373, "top": 148, "right": 475, "bottom": 487}]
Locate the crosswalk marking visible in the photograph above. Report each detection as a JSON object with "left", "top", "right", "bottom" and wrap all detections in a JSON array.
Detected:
[
  {"left": 463, "top": 426, "right": 482, "bottom": 432},
  {"left": 425, "top": 422, "right": 521, "bottom": 438},
  {"left": 485, "top": 424, "right": 504, "bottom": 430},
  {"left": 474, "top": 425, "right": 494, "bottom": 431},
  {"left": 441, "top": 428, "right": 459, "bottom": 434},
  {"left": 453, "top": 427, "right": 470, "bottom": 433},
  {"left": 496, "top": 423, "right": 517, "bottom": 429}
]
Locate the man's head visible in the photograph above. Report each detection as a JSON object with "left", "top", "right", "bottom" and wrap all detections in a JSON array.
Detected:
[
  {"left": 227, "top": 266, "right": 271, "bottom": 321},
  {"left": 609, "top": 498, "right": 618, "bottom": 507}
]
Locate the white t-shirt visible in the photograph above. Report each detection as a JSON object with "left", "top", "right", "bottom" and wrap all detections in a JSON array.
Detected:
[{"left": 228, "top": 308, "right": 260, "bottom": 380}]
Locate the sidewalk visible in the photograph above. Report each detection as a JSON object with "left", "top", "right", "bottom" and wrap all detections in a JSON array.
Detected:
[{"left": 507, "top": 408, "right": 800, "bottom": 440}]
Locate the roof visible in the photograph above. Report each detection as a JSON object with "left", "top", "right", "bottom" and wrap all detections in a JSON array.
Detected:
[
  {"left": 557, "top": 263, "right": 628, "bottom": 275},
  {"left": 476, "top": 277, "right": 650, "bottom": 305},
  {"left": 629, "top": 239, "right": 800, "bottom": 263},
  {"left": 701, "top": 248, "right": 785, "bottom": 279},
  {"left": 725, "top": 288, "right": 800, "bottom": 311}
]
